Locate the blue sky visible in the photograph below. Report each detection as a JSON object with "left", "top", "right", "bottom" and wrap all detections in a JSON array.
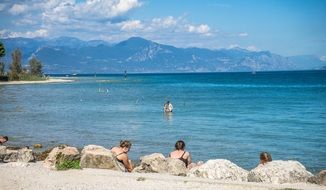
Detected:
[{"left": 0, "top": 0, "right": 325, "bottom": 58}]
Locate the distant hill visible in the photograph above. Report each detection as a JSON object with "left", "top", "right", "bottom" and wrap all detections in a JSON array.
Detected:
[{"left": 1, "top": 36, "right": 325, "bottom": 74}]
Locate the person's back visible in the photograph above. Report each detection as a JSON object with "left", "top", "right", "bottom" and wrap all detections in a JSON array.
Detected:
[
  {"left": 169, "top": 140, "right": 191, "bottom": 167},
  {"left": 111, "top": 140, "right": 133, "bottom": 172}
]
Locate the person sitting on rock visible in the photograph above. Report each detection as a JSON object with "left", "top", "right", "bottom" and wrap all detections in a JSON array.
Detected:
[
  {"left": 0, "top": 136, "right": 8, "bottom": 145},
  {"left": 111, "top": 140, "right": 134, "bottom": 172},
  {"left": 260, "top": 152, "right": 272, "bottom": 165},
  {"left": 169, "top": 140, "right": 191, "bottom": 167}
]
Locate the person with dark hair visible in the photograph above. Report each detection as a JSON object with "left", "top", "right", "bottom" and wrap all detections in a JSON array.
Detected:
[
  {"left": 164, "top": 101, "right": 173, "bottom": 113},
  {"left": 111, "top": 140, "right": 133, "bottom": 172},
  {"left": 260, "top": 152, "right": 272, "bottom": 165},
  {"left": 169, "top": 140, "right": 191, "bottom": 167},
  {"left": 0, "top": 136, "right": 8, "bottom": 145}
]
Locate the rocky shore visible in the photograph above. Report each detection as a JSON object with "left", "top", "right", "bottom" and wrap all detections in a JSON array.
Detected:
[{"left": 0, "top": 145, "right": 325, "bottom": 190}]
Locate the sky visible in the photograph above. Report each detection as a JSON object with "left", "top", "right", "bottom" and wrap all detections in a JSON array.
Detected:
[{"left": 0, "top": 0, "right": 326, "bottom": 58}]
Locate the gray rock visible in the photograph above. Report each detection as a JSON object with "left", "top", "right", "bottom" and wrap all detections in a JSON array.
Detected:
[
  {"left": 0, "top": 146, "right": 7, "bottom": 161},
  {"left": 133, "top": 153, "right": 167, "bottom": 173},
  {"left": 0, "top": 146, "right": 6, "bottom": 154},
  {"left": 187, "top": 159, "right": 248, "bottom": 182},
  {"left": 166, "top": 158, "right": 188, "bottom": 176},
  {"left": 43, "top": 146, "right": 80, "bottom": 170},
  {"left": 80, "top": 145, "right": 125, "bottom": 171},
  {"left": 133, "top": 153, "right": 187, "bottom": 176},
  {"left": 1, "top": 147, "right": 35, "bottom": 163},
  {"left": 308, "top": 170, "right": 326, "bottom": 186},
  {"left": 17, "top": 148, "right": 35, "bottom": 162},
  {"left": 248, "top": 160, "right": 313, "bottom": 184}
]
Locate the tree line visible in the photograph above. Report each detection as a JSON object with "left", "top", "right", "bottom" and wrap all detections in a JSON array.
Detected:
[{"left": 0, "top": 41, "right": 44, "bottom": 81}]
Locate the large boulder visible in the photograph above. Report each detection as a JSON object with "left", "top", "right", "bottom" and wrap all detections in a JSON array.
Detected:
[
  {"left": 80, "top": 145, "right": 125, "bottom": 171},
  {"left": 187, "top": 159, "right": 248, "bottom": 182},
  {"left": 166, "top": 158, "right": 188, "bottom": 176},
  {"left": 248, "top": 160, "right": 313, "bottom": 184},
  {"left": 133, "top": 153, "right": 167, "bottom": 173},
  {"left": 0, "top": 146, "right": 35, "bottom": 163},
  {"left": 0, "top": 146, "right": 6, "bottom": 154},
  {"left": 43, "top": 146, "right": 80, "bottom": 170},
  {"left": 133, "top": 153, "right": 187, "bottom": 176},
  {"left": 308, "top": 170, "right": 326, "bottom": 186}
]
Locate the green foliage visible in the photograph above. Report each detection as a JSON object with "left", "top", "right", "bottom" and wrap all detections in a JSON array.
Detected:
[
  {"left": 19, "top": 73, "right": 46, "bottom": 81},
  {"left": 0, "top": 62, "right": 4, "bottom": 76},
  {"left": 9, "top": 49, "right": 22, "bottom": 81},
  {"left": 56, "top": 159, "right": 81, "bottom": 170},
  {"left": 0, "top": 41, "right": 6, "bottom": 76},
  {"left": 29, "top": 56, "right": 43, "bottom": 76},
  {"left": 0, "top": 41, "right": 5, "bottom": 58}
]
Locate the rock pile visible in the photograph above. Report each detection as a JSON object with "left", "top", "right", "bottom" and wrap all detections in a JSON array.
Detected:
[
  {"left": 80, "top": 145, "right": 125, "bottom": 171},
  {"left": 187, "top": 159, "right": 248, "bottom": 182},
  {"left": 0, "top": 146, "right": 35, "bottom": 163},
  {"left": 133, "top": 153, "right": 187, "bottom": 176},
  {"left": 248, "top": 160, "right": 313, "bottom": 184},
  {"left": 308, "top": 170, "right": 326, "bottom": 186},
  {"left": 43, "top": 145, "right": 80, "bottom": 170}
]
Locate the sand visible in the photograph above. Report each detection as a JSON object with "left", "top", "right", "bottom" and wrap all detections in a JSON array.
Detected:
[
  {"left": 0, "top": 78, "right": 74, "bottom": 85},
  {"left": 0, "top": 162, "right": 324, "bottom": 190}
]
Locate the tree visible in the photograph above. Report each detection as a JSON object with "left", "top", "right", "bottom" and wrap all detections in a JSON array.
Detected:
[
  {"left": 0, "top": 41, "right": 5, "bottom": 58},
  {"left": 9, "top": 49, "right": 22, "bottom": 80},
  {"left": 29, "top": 56, "right": 43, "bottom": 76},
  {"left": 0, "top": 62, "right": 4, "bottom": 76},
  {"left": 0, "top": 41, "right": 5, "bottom": 76}
]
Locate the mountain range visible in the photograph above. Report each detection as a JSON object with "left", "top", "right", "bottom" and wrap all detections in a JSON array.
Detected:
[{"left": 1, "top": 36, "right": 325, "bottom": 74}]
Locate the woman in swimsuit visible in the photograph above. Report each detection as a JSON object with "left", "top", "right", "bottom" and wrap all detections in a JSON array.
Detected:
[
  {"left": 169, "top": 140, "right": 191, "bottom": 167},
  {"left": 111, "top": 140, "right": 134, "bottom": 172}
]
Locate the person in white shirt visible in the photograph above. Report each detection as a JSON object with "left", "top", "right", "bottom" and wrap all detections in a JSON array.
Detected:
[{"left": 164, "top": 101, "right": 173, "bottom": 112}]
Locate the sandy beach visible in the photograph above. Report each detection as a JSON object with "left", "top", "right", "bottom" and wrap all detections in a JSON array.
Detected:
[
  {"left": 0, "top": 162, "right": 324, "bottom": 190},
  {"left": 0, "top": 78, "right": 74, "bottom": 85}
]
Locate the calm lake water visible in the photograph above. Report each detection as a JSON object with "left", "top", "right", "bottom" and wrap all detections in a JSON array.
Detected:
[{"left": 0, "top": 70, "right": 325, "bottom": 172}]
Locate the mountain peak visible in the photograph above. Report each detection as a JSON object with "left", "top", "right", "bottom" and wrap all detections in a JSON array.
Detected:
[{"left": 116, "top": 37, "right": 154, "bottom": 48}]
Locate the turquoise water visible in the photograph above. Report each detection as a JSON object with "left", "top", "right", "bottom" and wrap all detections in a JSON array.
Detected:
[{"left": 0, "top": 70, "right": 325, "bottom": 172}]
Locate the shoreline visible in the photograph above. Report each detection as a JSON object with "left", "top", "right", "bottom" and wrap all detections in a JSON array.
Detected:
[
  {"left": 0, "top": 78, "right": 74, "bottom": 85},
  {"left": 4, "top": 144, "right": 324, "bottom": 175},
  {"left": 0, "top": 162, "right": 324, "bottom": 190}
]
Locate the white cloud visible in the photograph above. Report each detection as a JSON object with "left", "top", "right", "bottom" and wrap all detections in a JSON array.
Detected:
[
  {"left": 0, "top": 3, "right": 6, "bottom": 11},
  {"left": 9, "top": 4, "right": 28, "bottom": 15},
  {"left": 152, "top": 16, "right": 177, "bottom": 28},
  {"left": 2, "top": 29, "right": 48, "bottom": 38},
  {"left": 114, "top": 0, "right": 141, "bottom": 14},
  {"left": 121, "top": 20, "right": 143, "bottom": 31},
  {"left": 320, "top": 56, "right": 326, "bottom": 62},
  {"left": 238, "top": 32, "right": 248, "bottom": 37},
  {"left": 187, "top": 24, "right": 211, "bottom": 36},
  {"left": 42, "top": 0, "right": 141, "bottom": 22}
]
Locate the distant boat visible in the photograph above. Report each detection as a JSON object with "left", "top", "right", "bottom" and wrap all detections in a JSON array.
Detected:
[{"left": 252, "top": 70, "right": 256, "bottom": 75}]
